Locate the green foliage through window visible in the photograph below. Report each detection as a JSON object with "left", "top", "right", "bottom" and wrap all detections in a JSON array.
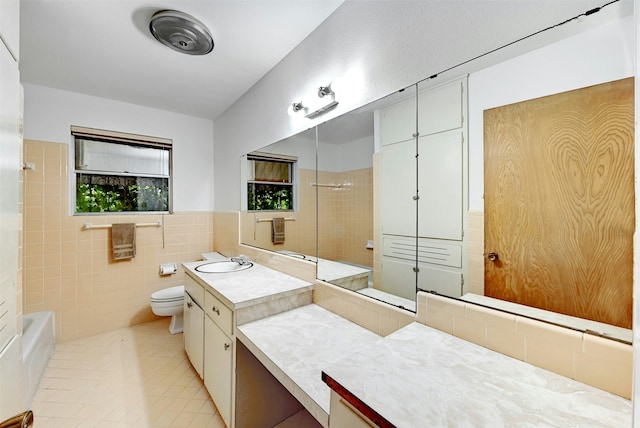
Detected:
[
  {"left": 76, "top": 174, "right": 169, "bottom": 213},
  {"left": 247, "top": 183, "right": 293, "bottom": 211}
]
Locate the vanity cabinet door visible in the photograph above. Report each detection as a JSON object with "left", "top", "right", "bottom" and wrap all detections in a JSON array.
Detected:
[
  {"left": 329, "top": 391, "right": 375, "bottom": 428},
  {"left": 204, "top": 315, "right": 233, "bottom": 427},
  {"left": 184, "top": 292, "right": 204, "bottom": 378}
]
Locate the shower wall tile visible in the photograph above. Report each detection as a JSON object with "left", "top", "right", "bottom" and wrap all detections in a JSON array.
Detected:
[
  {"left": 23, "top": 140, "right": 216, "bottom": 342},
  {"left": 317, "top": 168, "right": 373, "bottom": 267}
]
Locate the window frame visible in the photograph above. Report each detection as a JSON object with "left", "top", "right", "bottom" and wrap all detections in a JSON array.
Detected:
[
  {"left": 244, "top": 151, "right": 298, "bottom": 212},
  {"left": 71, "top": 126, "right": 173, "bottom": 215}
]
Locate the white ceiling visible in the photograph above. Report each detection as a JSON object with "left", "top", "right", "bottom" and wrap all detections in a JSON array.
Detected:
[
  {"left": 19, "top": 0, "right": 344, "bottom": 120},
  {"left": 19, "top": 0, "right": 632, "bottom": 125}
]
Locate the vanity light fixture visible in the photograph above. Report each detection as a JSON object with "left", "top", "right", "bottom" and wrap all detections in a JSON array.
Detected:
[
  {"left": 288, "top": 101, "right": 308, "bottom": 117},
  {"left": 291, "top": 102, "right": 306, "bottom": 112},
  {"left": 318, "top": 85, "right": 334, "bottom": 97},
  {"left": 305, "top": 83, "right": 338, "bottom": 118},
  {"left": 288, "top": 82, "right": 340, "bottom": 119}
]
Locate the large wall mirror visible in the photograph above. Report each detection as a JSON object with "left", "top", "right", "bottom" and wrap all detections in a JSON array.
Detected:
[
  {"left": 241, "top": 2, "right": 634, "bottom": 343},
  {"left": 240, "top": 127, "right": 318, "bottom": 260}
]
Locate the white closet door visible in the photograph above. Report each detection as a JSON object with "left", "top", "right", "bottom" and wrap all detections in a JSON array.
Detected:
[
  {"left": 379, "top": 96, "right": 415, "bottom": 146},
  {"left": 417, "top": 130, "right": 463, "bottom": 240},
  {"left": 380, "top": 257, "right": 416, "bottom": 301},
  {"left": 417, "top": 80, "right": 463, "bottom": 136},
  {"left": 380, "top": 140, "right": 416, "bottom": 237},
  {"left": 417, "top": 265, "right": 463, "bottom": 297}
]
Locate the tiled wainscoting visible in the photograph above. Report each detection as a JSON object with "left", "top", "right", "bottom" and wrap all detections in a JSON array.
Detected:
[
  {"left": 466, "top": 210, "right": 484, "bottom": 295},
  {"left": 416, "top": 292, "right": 632, "bottom": 399},
  {"left": 23, "top": 140, "right": 216, "bottom": 342}
]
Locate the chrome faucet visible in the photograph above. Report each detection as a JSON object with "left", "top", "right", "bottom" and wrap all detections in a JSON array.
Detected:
[{"left": 231, "top": 255, "right": 250, "bottom": 266}]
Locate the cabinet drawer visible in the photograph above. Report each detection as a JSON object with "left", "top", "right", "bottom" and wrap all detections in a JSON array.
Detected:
[
  {"left": 205, "top": 291, "right": 233, "bottom": 336},
  {"left": 185, "top": 274, "right": 205, "bottom": 306}
]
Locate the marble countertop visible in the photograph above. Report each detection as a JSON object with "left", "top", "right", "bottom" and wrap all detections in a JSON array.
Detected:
[
  {"left": 236, "top": 304, "right": 381, "bottom": 426},
  {"left": 316, "top": 258, "right": 371, "bottom": 282},
  {"left": 182, "top": 254, "right": 313, "bottom": 310},
  {"left": 322, "top": 322, "right": 632, "bottom": 427}
]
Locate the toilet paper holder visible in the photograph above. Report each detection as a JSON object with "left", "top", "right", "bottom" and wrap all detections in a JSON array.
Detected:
[{"left": 159, "top": 263, "right": 178, "bottom": 275}]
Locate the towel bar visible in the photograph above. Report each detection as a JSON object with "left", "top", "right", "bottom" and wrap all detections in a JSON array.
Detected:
[
  {"left": 310, "top": 182, "right": 351, "bottom": 189},
  {"left": 255, "top": 217, "right": 296, "bottom": 223},
  {"left": 83, "top": 221, "right": 162, "bottom": 230}
]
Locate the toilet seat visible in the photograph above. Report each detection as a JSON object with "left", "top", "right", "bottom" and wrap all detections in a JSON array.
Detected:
[
  {"left": 151, "top": 285, "right": 184, "bottom": 302},
  {"left": 150, "top": 285, "right": 185, "bottom": 335}
]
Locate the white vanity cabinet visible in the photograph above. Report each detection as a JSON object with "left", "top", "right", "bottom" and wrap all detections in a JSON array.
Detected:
[
  {"left": 183, "top": 291, "right": 204, "bottom": 378},
  {"left": 182, "top": 257, "right": 313, "bottom": 428},
  {"left": 204, "top": 315, "right": 233, "bottom": 426},
  {"left": 204, "top": 290, "right": 234, "bottom": 427}
]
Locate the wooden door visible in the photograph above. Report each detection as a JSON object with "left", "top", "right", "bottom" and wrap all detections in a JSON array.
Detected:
[{"left": 484, "top": 78, "right": 634, "bottom": 328}]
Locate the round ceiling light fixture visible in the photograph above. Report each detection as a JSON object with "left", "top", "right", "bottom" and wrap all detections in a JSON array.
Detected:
[{"left": 149, "top": 10, "right": 214, "bottom": 55}]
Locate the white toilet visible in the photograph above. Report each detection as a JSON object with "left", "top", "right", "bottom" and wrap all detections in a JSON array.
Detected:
[{"left": 150, "top": 285, "right": 185, "bottom": 334}]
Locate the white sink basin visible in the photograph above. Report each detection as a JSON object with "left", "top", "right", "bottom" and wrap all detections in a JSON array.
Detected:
[{"left": 195, "top": 261, "right": 253, "bottom": 273}]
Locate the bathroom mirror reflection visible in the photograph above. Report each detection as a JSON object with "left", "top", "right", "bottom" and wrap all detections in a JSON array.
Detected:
[
  {"left": 240, "top": 127, "right": 318, "bottom": 261},
  {"left": 240, "top": 2, "right": 634, "bottom": 342},
  {"left": 315, "top": 87, "right": 419, "bottom": 310}
]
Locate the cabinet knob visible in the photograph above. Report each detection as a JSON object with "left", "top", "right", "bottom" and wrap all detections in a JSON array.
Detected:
[
  {"left": 224, "top": 343, "right": 230, "bottom": 351},
  {"left": 187, "top": 301, "right": 193, "bottom": 309},
  {"left": 212, "top": 306, "right": 220, "bottom": 315},
  {"left": 487, "top": 252, "right": 499, "bottom": 262}
]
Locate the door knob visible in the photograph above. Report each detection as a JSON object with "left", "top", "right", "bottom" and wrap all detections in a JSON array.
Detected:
[{"left": 487, "top": 252, "right": 499, "bottom": 262}]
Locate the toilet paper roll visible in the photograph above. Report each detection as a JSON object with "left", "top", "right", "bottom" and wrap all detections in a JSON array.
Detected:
[{"left": 159, "top": 263, "right": 177, "bottom": 275}]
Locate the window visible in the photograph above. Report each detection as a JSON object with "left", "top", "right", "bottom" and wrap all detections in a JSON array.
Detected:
[
  {"left": 72, "top": 126, "right": 172, "bottom": 213},
  {"left": 246, "top": 152, "right": 296, "bottom": 211}
]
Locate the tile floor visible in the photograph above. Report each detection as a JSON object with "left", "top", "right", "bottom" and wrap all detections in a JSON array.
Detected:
[{"left": 30, "top": 319, "right": 320, "bottom": 428}]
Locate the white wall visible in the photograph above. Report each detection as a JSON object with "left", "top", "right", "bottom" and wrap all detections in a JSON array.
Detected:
[
  {"left": 213, "top": 0, "right": 616, "bottom": 211},
  {"left": 468, "top": 15, "right": 634, "bottom": 211},
  {"left": 22, "top": 83, "right": 215, "bottom": 212},
  {"left": 0, "top": 0, "right": 22, "bottom": 417},
  {"left": 254, "top": 128, "right": 316, "bottom": 170},
  {"left": 318, "top": 136, "right": 374, "bottom": 173}
]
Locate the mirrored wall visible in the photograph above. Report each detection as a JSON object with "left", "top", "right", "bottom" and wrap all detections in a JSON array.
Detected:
[{"left": 239, "top": 3, "right": 634, "bottom": 343}]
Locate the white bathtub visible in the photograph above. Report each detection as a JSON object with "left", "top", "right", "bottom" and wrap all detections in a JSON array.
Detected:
[{"left": 22, "top": 311, "right": 55, "bottom": 406}]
